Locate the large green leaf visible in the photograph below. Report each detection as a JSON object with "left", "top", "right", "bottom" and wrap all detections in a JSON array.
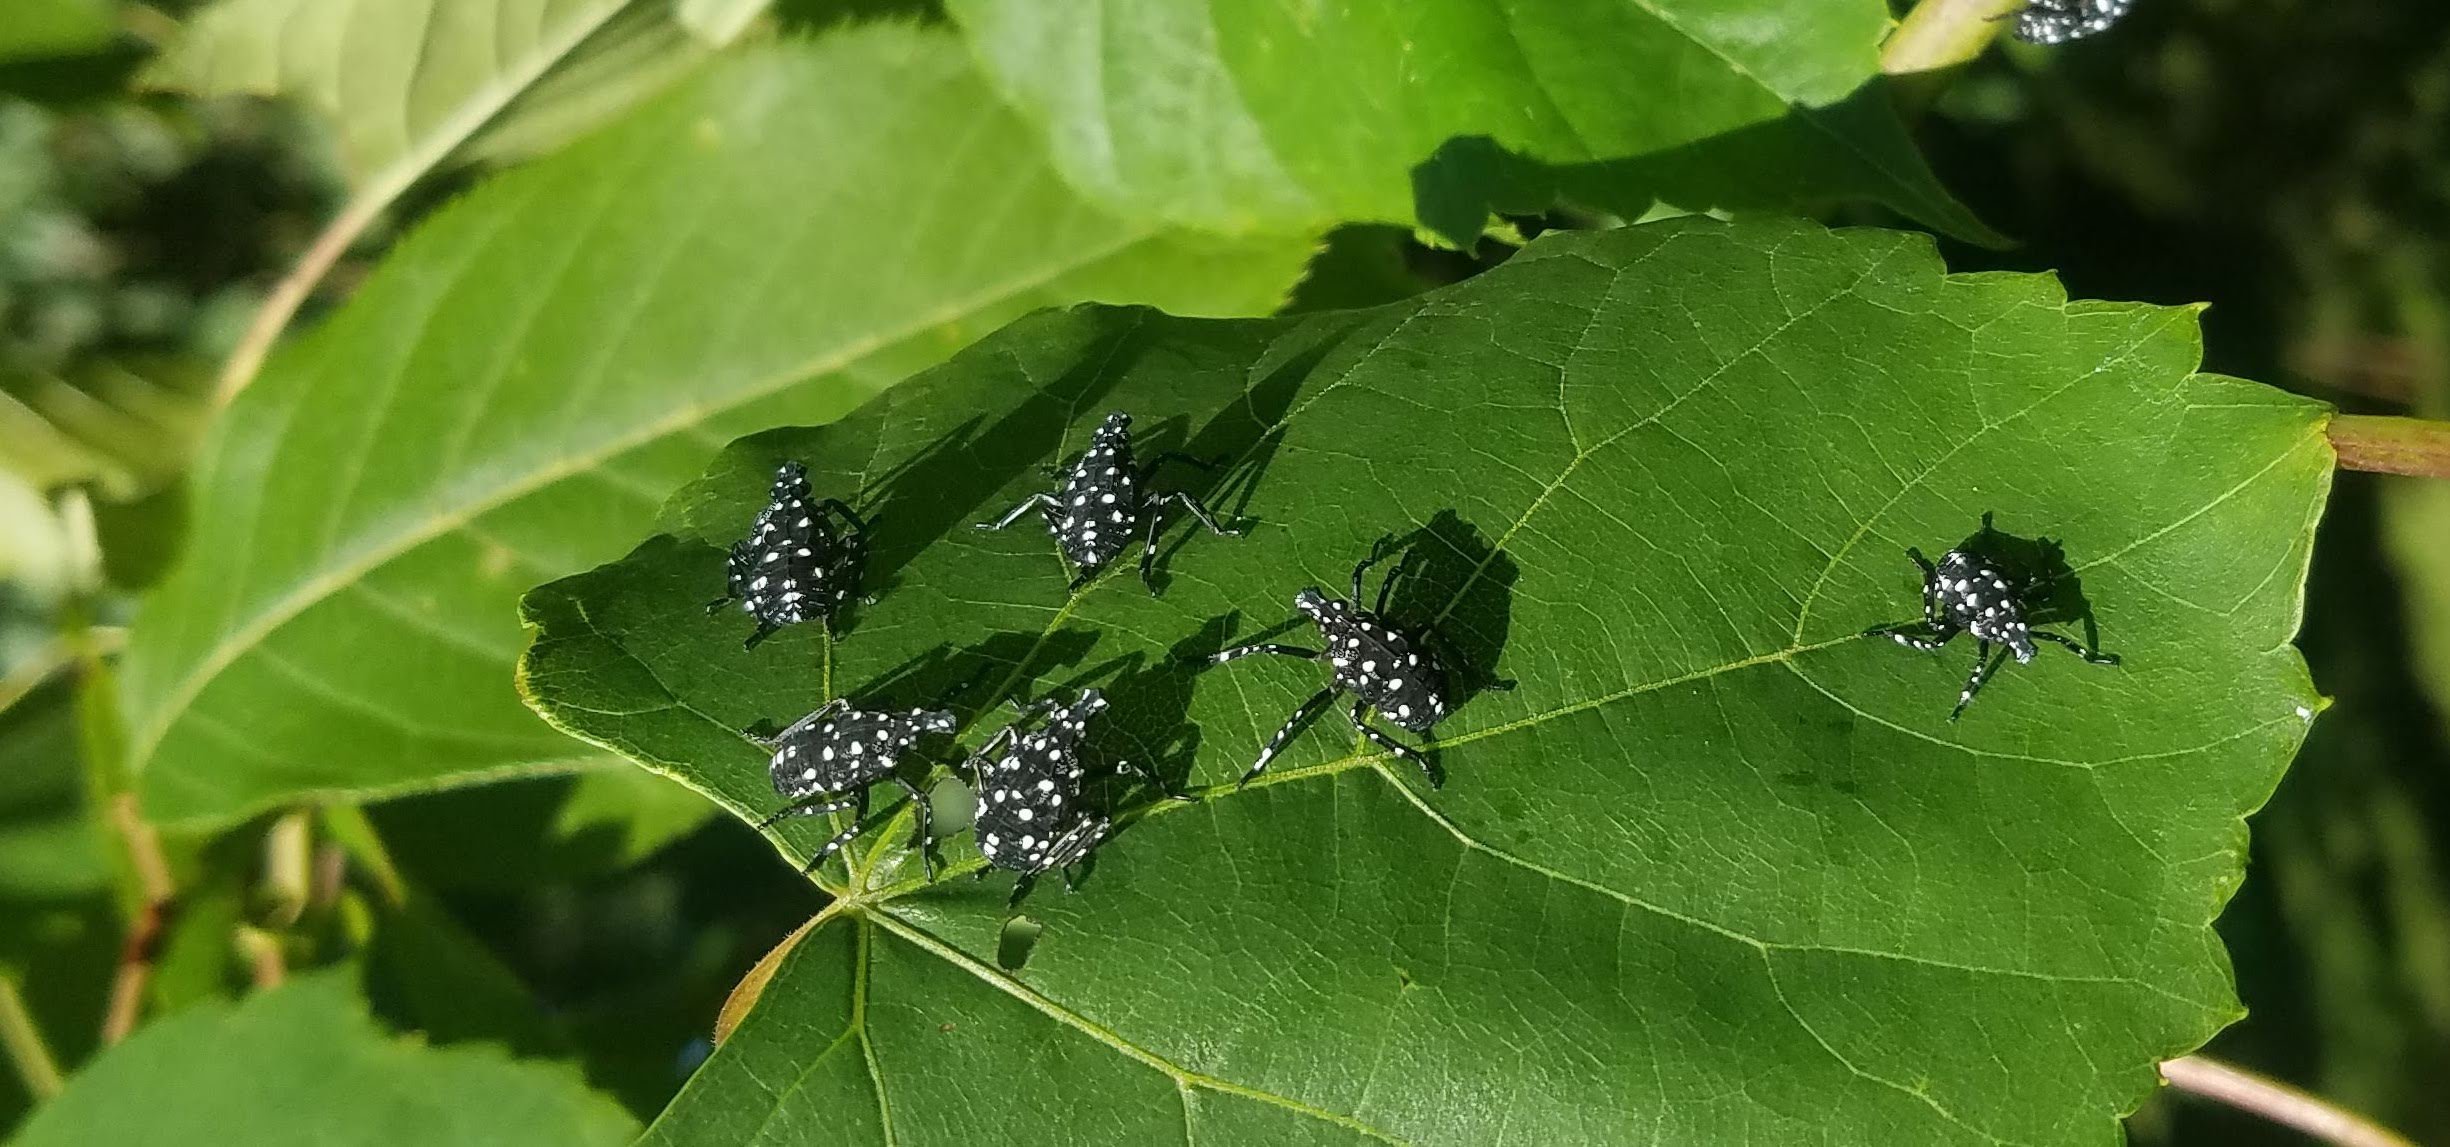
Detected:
[
  {"left": 117, "top": 29, "right": 1316, "bottom": 829},
  {"left": 520, "top": 218, "right": 2330, "bottom": 1143},
  {"left": 144, "top": 0, "right": 650, "bottom": 187},
  {"left": 11, "top": 969, "right": 637, "bottom": 1146},
  {"left": 945, "top": 0, "right": 1996, "bottom": 244}
]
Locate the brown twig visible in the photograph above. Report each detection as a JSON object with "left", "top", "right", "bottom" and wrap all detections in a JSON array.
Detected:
[
  {"left": 99, "top": 791, "right": 176, "bottom": 1045},
  {"left": 234, "top": 926, "right": 287, "bottom": 991},
  {"left": 2160, "top": 1056, "right": 2417, "bottom": 1147},
  {"left": 213, "top": 198, "right": 381, "bottom": 406},
  {"left": 2329, "top": 414, "right": 2450, "bottom": 479}
]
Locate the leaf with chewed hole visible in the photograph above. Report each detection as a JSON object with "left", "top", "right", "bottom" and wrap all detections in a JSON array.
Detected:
[{"left": 522, "top": 218, "right": 2330, "bottom": 1144}]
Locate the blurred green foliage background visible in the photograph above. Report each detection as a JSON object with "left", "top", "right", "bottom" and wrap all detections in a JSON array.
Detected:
[{"left": 3, "top": 0, "right": 2448, "bottom": 1142}]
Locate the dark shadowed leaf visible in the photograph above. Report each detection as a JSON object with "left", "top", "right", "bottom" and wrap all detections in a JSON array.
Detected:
[{"left": 522, "top": 218, "right": 2329, "bottom": 1143}]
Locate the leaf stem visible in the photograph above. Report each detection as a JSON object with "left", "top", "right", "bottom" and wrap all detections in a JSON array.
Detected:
[
  {"left": 1881, "top": 0, "right": 2020, "bottom": 75},
  {"left": 214, "top": 197, "right": 383, "bottom": 406},
  {"left": 319, "top": 803, "right": 407, "bottom": 909},
  {"left": 714, "top": 900, "right": 847, "bottom": 1045},
  {"left": 2328, "top": 414, "right": 2450, "bottom": 479},
  {"left": 98, "top": 789, "right": 174, "bottom": 1046},
  {"left": 2159, "top": 1057, "right": 2417, "bottom": 1147},
  {"left": 0, "top": 974, "right": 63, "bottom": 1101}
]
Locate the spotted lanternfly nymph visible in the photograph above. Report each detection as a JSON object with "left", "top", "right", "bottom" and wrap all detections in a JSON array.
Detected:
[
  {"left": 752, "top": 699, "right": 955, "bottom": 876},
  {"left": 963, "top": 689, "right": 1169, "bottom": 902},
  {"left": 976, "top": 411, "right": 1240, "bottom": 592},
  {"left": 1211, "top": 537, "right": 1456, "bottom": 786},
  {"left": 707, "top": 462, "right": 870, "bottom": 648},
  {"left": 2007, "top": 0, "right": 2133, "bottom": 45},
  {"left": 1863, "top": 512, "right": 2121, "bottom": 720}
]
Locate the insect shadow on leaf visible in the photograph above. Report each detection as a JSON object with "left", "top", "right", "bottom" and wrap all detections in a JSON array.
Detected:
[
  {"left": 717, "top": 323, "right": 1153, "bottom": 607},
  {"left": 1862, "top": 511, "right": 2120, "bottom": 721},
  {"left": 1133, "top": 327, "right": 1351, "bottom": 588},
  {"left": 1209, "top": 515, "right": 1518, "bottom": 788},
  {"left": 975, "top": 410, "right": 1246, "bottom": 594}
]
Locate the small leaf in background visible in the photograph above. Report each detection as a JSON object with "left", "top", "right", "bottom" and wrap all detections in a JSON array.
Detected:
[
  {"left": 675, "top": 0, "right": 771, "bottom": 47},
  {"left": 118, "top": 27, "right": 1317, "bottom": 831},
  {"left": 0, "top": 0, "right": 116, "bottom": 66},
  {"left": 523, "top": 217, "right": 2330, "bottom": 1144},
  {"left": 946, "top": 0, "right": 1997, "bottom": 244},
  {"left": 0, "top": 678, "right": 106, "bottom": 901},
  {"left": 10, "top": 968, "right": 638, "bottom": 1146}
]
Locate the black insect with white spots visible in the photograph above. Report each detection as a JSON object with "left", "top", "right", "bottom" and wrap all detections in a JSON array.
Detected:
[
  {"left": 1211, "top": 537, "right": 1454, "bottom": 786},
  {"left": 1863, "top": 513, "right": 2120, "bottom": 720},
  {"left": 707, "top": 462, "right": 870, "bottom": 649},
  {"left": 2008, "top": 0, "right": 2133, "bottom": 45},
  {"left": 976, "top": 411, "right": 1240, "bottom": 591},
  {"left": 753, "top": 699, "right": 956, "bottom": 876},
  {"left": 964, "top": 689, "right": 1168, "bottom": 901}
]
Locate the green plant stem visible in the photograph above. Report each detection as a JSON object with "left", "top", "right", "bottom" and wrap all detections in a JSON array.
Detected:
[
  {"left": 318, "top": 804, "right": 406, "bottom": 909},
  {"left": 2159, "top": 1057, "right": 2417, "bottom": 1147},
  {"left": 2329, "top": 414, "right": 2450, "bottom": 479},
  {"left": 258, "top": 811, "right": 313, "bottom": 930},
  {"left": 0, "top": 975, "right": 63, "bottom": 1101},
  {"left": 1881, "top": 0, "right": 2020, "bottom": 75}
]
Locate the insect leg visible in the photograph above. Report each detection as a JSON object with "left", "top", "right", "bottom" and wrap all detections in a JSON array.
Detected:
[
  {"left": 1238, "top": 686, "right": 1340, "bottom": 786},
  {"left": 755, "top": 793, "right": 855, "bottom": 830},
  {"left": 1211, "top": 642, "right": 1323, "bottom": 665},
  {"left": 961, "top": 728, "right": 1020, "bottom": 785},
  {"left": 888, "top": 776, "right": 938, "bottom": 880},
  {"left": 976, "top": 493, "right": 1060, "bottom": 531},
  {"left": 1112, "top": 758, "right": 1195, "bottom": 802},
  {"left": 796, "top": 789, "right": 871, "bottom": 874},
  {"left": 2030, "top": 630, "right": 2121, "bottom": 666},
  {"left": 1348, "top": 700, "right": 1439, "bottom": 786},
  {"left": 1950, "top": 641, "right": 2011, "bottom": 721},
  {"left": 1138, "top": 499, "right": 1167, "bottom": 593},
  {"left": 742, "top": 619, "right": 781, "bottom": 651},
  {"left": 705, "top": 593, "right": 736, "bottom": 615},
  {"left": 1155, "top": 491, "right": 1240, "bottom": 538},
  {"left": 1904, "top": 546, "right": 1937, "bottom": 579},
  {"left": 1865, "top": 618, "right": 1958, "bottom": 651},
  {"left": 761, "top": 698, "right": 850, "bottom": 745},
  {"left": 1042, "top": 817, "right": 1111, "bottom": 882},
  {"left": 815, "top": 498, "right": 870, "bottom": 538},
  {"left": 1374, "top": 546, "right": 1419, "bottom": 616},
  {"left": 1145, "top": 451, "right": 1221, "bottom": 475}
]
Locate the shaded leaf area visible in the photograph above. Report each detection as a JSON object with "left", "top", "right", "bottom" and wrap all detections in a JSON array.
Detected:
[
  {"left": 0, "top": 677, "right": 117, "bottom": 1138},
  {"left": 10, "top": 969, "right": 637, "bottom": 1146},
  {"left": 522, "top": 218, "right": 2329, "bottom": 1143},
  {"left": 117, "top": 28, "right": 1316, "bottom": 828},
  {"left": 143, "top": 0, "right": 644, "bottom": 186},
  {"left": 946, "top": 0, "right": 1994, "bottom": 244}
]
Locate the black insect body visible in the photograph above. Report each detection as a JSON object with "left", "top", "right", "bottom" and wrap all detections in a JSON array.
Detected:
[
  {"left": 1211, "top": 540, "right": 1453, "bottom": 786},
  {"left": 707, "top": 462, "right": 871, "bottom": 649},
  {"left": 754, "top": 699, "right": 956, "bottom": 876},
  {"left": 1863, "top": 514, "right": 2120, "bottom": 720},
  {"left": 2008, "top": 0, "right": 2133, "bottom": 45},
  {"left": 965, "top": 689, "right": 1163, "bottom": 901},
  {"left": 976, "top": 411, "right": 1240, "bottom": 591}
]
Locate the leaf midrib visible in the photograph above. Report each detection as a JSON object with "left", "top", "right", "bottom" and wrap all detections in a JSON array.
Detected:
[{"left": 132, "top": 223, "right": 1170, "bottom": 774}]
